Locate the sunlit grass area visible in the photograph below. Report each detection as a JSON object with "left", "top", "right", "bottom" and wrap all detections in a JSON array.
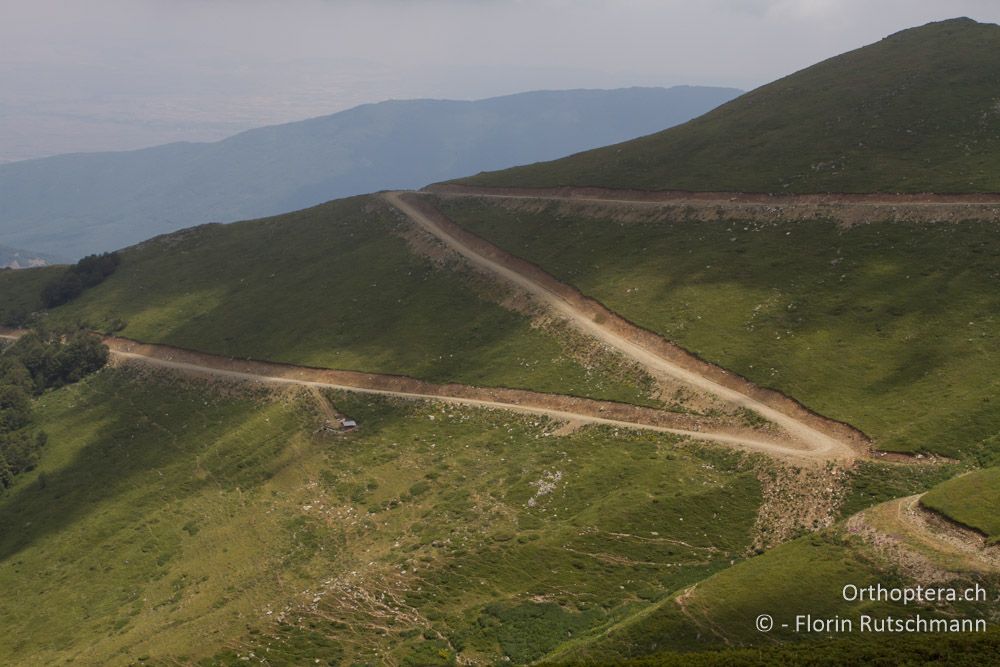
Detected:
[
  {"left": 0, "top": 195, "right": 656, "bottom": 407},
  {"left": 922, "top": 466, "right": 1000, "bottom": 542},
  {"left": 0, "top": 368, "right": 763, "bottom": 665},
  {"left": 435, "top": 196, "right": 1000, "bottom": 458}
]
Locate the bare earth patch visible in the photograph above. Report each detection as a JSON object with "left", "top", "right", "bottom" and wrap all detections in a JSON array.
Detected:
[
  {"left": 383, "top": 192, "right": 865, "bottom": 465},
  {"left": 847, "top": 495, "right": 1000, "bottom": 579}
]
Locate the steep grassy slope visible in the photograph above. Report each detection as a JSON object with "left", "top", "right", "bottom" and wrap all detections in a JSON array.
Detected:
[
  {"left": 839, "top": 460, "right": 960, "bottom": 519},
  {"left": 0, "top": 86, "right": 740, "bottom": 258},
  {"left": 0, "top": 196, "right": 656, "bottom": 406},
  {"left": 0, "top": 368, "right": 763, "bottom": 665},
  {"left": 454, "top": 18, "right": 1000, "bottom": 194},
  {"left": 616, "top": 632, "right": 1000, "bottom": 666},
  {"left": 548, "top": 531, "right": 890, "bottom": 661},
  {"left": 546, "top": 522, "right": 998, "bottom": 664},
  {"left": 434, "top": 196, "right": 1000, "bottom": 457},
  {"left": 922, "top": 467, "right": 1000, "bottom": 541},
  {"left": 0, "top": 370, "right": 315, "bottom": 664}
]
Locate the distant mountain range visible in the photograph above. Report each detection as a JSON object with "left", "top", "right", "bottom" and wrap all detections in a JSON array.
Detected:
[{"left": 0, "top": 86, "right": 740, "bottom": 259}]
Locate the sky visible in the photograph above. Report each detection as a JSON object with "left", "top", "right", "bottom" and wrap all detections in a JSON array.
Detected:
[{"left": 2, "top": 0, "right": 1000, "bottom": 161}]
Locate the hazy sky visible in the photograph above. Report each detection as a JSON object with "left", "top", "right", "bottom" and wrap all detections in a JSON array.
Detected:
[{"left": 2, "top": 0, "right": 1000, "bottom": 160}]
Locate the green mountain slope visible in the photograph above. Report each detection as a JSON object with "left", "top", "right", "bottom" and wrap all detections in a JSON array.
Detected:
[
  {"left": 548, "top": 531, "right": 894, "bottom": 661},
  {"left": 0, "top": 369, "right": 762, "bottom": 665},
  {"left": 453, "top": 18, "right": 1000, "bottom": 194},
  {"left": 612, "top": 633, "right": 1000, "bottom": 667},
  {"left": 545, "top": 468, "right": 1000, "bottom": 664},
  {"left": 545, "top": 521, "right": 998, "bottom": 664},
  {"left": 0, "top": 196, "right": 656, "bottom": 406},
  {"left": 433, "top": 195, "right": 1000, "bottom": 458},
  {"left": 4, "top": 16, "right": 999, "bottom": 664},
  {"left": 922, "top": 466, "right": 1000, "bottom": 541}
]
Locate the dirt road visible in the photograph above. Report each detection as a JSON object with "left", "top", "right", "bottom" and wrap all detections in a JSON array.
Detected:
[
  {"left": 382, "top": 192, "right": 857, "bottom": 463},
  {"left": 0, "top": 331, "right": 832, "bottom": 461},
  {"left": 109, "top": 344, "right": 821, "bottom": 460},
  {"left": 425, "top": 183, "right": 1000, "bottom": 207},
  {"left": 854, "top": 495, "right": 1000, "bottom": 574},
  {"left": 423, "top": 184, "right": 1000, "bottom": 229}
]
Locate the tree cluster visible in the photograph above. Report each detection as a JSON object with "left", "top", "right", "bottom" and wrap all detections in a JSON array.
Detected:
[
  {"left": 41, "top": 252, "right": 121, "bottom": 308},
  {"left": 0, "top": 330, "right": 108, "bottom": 488}
]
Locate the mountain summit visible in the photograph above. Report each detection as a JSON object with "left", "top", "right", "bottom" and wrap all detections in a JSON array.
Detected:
[{"left": 453, "top": 19, "right": 1000, "bottom": 193}]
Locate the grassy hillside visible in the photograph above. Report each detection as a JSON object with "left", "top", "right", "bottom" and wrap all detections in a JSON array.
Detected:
[
  {"left": 546, "top": 523, "right": 997, "bottom": 663},
  {"left": 0, "top": 369, "right": 315, "bottom": 665},
  {"left": 433, "top": 196, "right": 1000, "bottom": 457},
  {"left": 454, "top": 18, "right": 1000, "bottom": 194},
  {"left": 922, "top": 467, "right": 1000, "bottom": 541},
  {"left": 0, "top": 196, "right": 657, "bottom": 407},
  {"left": 615, "top": 632, "right": 1000, "bottom": 666},
  {"left": 0, "top": 367, "right": 764, "bottom": 665},
  {"left": 547, "top": 531, "right": 891, "bottom": 661}
]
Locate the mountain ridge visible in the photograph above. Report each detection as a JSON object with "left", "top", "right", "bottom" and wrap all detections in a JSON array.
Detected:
[
  {"left": 0, "top": 86, "right": 740, "bottom": 259},
  {"left": 450, "top": 18, "right": 1000, "bottom": 194}
]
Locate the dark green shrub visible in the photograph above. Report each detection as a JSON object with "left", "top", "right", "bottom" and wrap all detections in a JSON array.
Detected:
[{"left": 41, "top": 252, "right": 120, "bottom": 308}]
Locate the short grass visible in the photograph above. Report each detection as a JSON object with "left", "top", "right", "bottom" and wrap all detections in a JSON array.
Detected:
[
  {"left": 1, "top": 195, "right": 654, "bottom": 406},
  {"left": 434, "top": 196, "right": 1000, "bottom": 458},
  {"left": 839, "top": 460, "right": 962, "bottom": 518},
  {"left": 612, "top": 631, "right": 1000, "bottom": 666},
  {"left": 204, "top": 399, "right": 762, "bottom": 666},
  {"left": 546, "top": 526, "right": 997, "bottom": 663},
  {"left": 0, "top": 369, "right": 318, "bottom": 665},
  {"left": 921, "top": 467, "right": 1000, "bottom": 541},
  {"left": 454, "top": 19, "right": 1000, "bottom": 194},
  {"left": 0, "top": 369, "right": 764, "bottom": 665}
]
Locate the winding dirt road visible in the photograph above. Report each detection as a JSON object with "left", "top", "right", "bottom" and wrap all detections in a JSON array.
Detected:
[
  {"left": 2, "top": 331, "right": 842, "bottom": 461},
  {"left": 382, "top": 191, "right": 858, "bottom": 463},
  {"left": 0, "top": 331, "right": 838, "bottom": 462},
  {"left": 853, "top": 494, "right": 1000, "bottom": 574},
  {"left": 1, "top": 188, "right": 865, "bottom": 465},
  {"left": 112, "top": 347, "right": 803, "bottom": 454}
]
